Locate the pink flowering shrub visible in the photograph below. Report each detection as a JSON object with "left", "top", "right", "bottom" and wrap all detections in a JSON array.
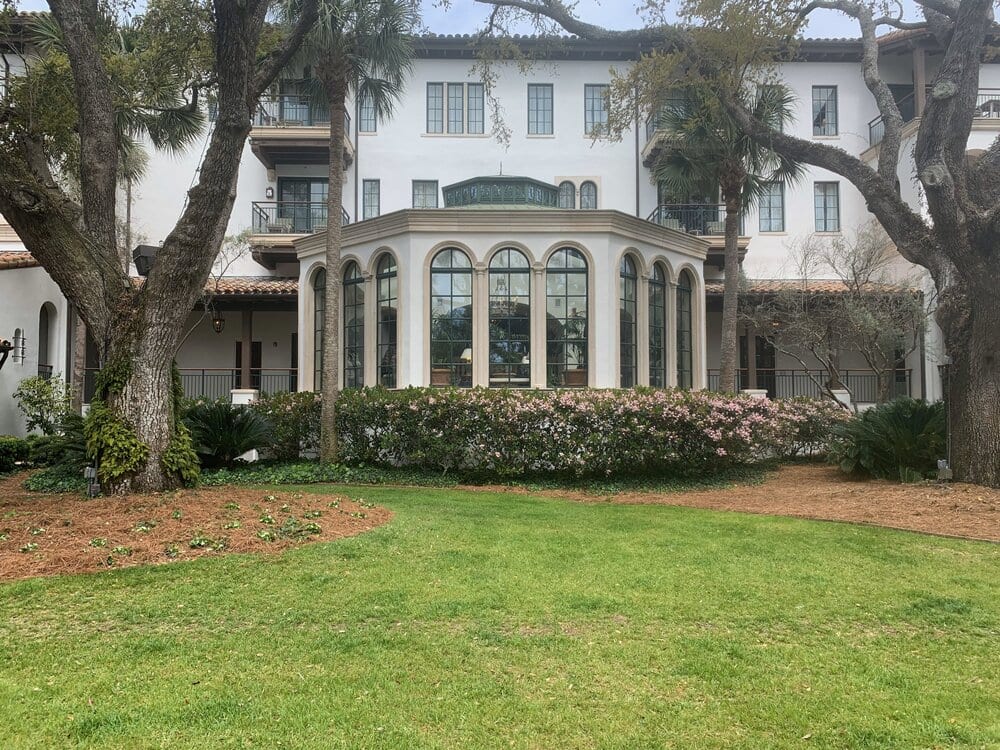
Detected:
[
  {"left": 336, "top": 387, "right": 847, "bottom": 478},
  {"left": 251, "top": 391, "right": 321, "bottom": 460},
  {"left": 770, "top": 397, "right": 853, "bottom": 458}
]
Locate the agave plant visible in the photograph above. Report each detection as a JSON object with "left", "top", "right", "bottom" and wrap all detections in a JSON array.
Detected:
[{"left": 184, "top": 401, "right": 273, "bottom": 468}]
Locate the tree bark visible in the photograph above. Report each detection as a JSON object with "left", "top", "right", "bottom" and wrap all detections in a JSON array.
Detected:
[
  {"left": 319, "top": 70, "right": 347, "bottom": 462},
  {"left": 718, "top": 186, "right": 742, "bottom": 393}
]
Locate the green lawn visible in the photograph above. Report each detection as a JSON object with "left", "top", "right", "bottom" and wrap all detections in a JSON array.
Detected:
[{"left": 1, "top": 485, "right": 998, "bottom": 749}]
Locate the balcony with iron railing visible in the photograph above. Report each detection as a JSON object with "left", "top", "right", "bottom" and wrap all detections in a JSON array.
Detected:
[
  {"left": 708, "top": 368, "right": 911, "bottom": 403},
  {"left": 250, "top": 202, "right": 350, "bottom": 236},
  {"left": 647, "top": 204, "right": 743, "bottom": 236},
  {"left": 84, "top": 368, "right": 298, "bottom": 403},
  {"left": 249, "top": 94, "right": 354, "bottom": 169},
  {"left": 868, "top": 87, "right": 1000, "bottom": 146}
]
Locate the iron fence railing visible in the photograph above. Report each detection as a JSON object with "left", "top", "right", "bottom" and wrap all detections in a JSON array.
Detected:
[
  {"left": 869, "top": 88, "right": 1000, "bottom": 146},
  {"left": 84, "top": 368, "right": 298, "bottom": 403},
  {"left": 707, "top": 368, "right": 911, "bottom": 403},
  {"left": 647, "top": 204, "right": 742, "bottom": 235},
  {"left": 251, "top": 201, "right": 350, "bottom": 234},
  {"left": 253, "top": 95, "right": 351, "bottom": 134}
]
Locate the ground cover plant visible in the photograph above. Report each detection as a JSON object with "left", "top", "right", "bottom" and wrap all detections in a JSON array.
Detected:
[{"left": 0, "top": 474, "right": 996, "bottom": 748}]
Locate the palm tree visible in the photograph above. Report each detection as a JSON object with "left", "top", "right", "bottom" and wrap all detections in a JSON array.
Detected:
[
  {"left": 654, "top": 84, "right": 803, "bottom": 393},
  {"left": 286, "top": 0, "right": 417, "bottom": 461}
]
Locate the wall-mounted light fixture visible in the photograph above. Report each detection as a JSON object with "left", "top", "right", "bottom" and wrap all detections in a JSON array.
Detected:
[
  {"left": 211, "top": 310, "right": 226, "bottom": 334},
  {"left": 265, "top": 186, "right": 275, "bottom": 200}
]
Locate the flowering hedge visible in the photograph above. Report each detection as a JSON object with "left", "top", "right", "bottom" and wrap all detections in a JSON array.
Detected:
[{"left": 336, "top": 387, "right": 847, "bottom": 479}]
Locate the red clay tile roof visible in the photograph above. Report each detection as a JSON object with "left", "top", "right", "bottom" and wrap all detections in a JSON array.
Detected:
[
  {"left": 205, "top": 277, "right": 298, "bottom": 296},
  {"left": 0, "top": 252, "right": 40, "bottom": 271}
]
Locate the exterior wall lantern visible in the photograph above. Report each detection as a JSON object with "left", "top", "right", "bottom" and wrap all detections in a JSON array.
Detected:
[
  {"left": 265, "top": 186, "right": 275, "bottom": 200},
  {"left": 211, "top": 310, "right": 226, "bottom": 334}
]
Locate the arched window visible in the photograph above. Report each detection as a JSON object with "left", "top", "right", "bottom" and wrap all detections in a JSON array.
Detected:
[
  {"left": 619, "top": 255, "right": 638, "bottom": 388},
  {"left": 37, "top": 304, "right": 54, "bottom": 378},
  {"left": 343, "top": 262, "right": 364, "bottom": 388},
  {"left": 376, "top": 254, "right": 398, "bottom": 387},
  {"left": 558, "top": 181, "right": 576, "bottom": 209},
  {"left": 545, "top": 247, "right": 588, "bottom": 387},
  {"left": 312, "top": 269, "right": 326, "bottom": 391},
  {"left": 489, "top": 248, "right": 530, "bottom": 388},
  {"left": 677, "top": 270, "right": 694, "bottom": 389},
  {"left": 580, "top": 181, "right": 597, "bottom": 209},
  {"left": 649, "top": 263, "right": 667, "bottom": 387},
  {"left": 12, "top": 328, "right": 24, "bottom": 365},
  {"left": 430, "top": 248, "right": 473, "bottom": 387}
]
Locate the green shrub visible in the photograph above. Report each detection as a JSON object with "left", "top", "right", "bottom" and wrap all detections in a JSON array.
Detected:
[
  {"left": 184, "top": 400, "right": 273, "bottom": 468},
  {"left": 0, "top": 435, "right": 30, "bottom": 473},
  {"left": 771, "top": 397, "right": 853, "bottom": 458},
  {"left": 23, "top": 464, "right": 86, "bottom": 493},
  {"left": 251, "top": 391, "right": 320, "bottom": 460},
  {"left": 336, "top": 386, "right": 808, "bottom": 480},
  {"left": 828, "top": 398, "right": 946, "bottom": 481},
  {"left": 27, "top": 413, "right": 87, "bottom": 470},
  {"left": 13, "top": 376, "right": 74, "bottom": 435}
]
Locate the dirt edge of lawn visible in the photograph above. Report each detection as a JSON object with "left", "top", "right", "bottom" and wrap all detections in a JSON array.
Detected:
[
  {"left": 501, "top": 463, "right": 1000, "bottom": 543},
  {"left": 0, "top": 474, "right": 392, "bottom": 582}
]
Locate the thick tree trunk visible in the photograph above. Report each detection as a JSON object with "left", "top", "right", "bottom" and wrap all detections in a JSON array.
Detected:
[
  {"left": 319, "top": 74, "right": 346, "bottom": 462},
  {"left": 718, "top": 188, "right": 742, "bottom": 393},
  {"left": 941, "top": 285, "right": 1000, "bottom": 487}
]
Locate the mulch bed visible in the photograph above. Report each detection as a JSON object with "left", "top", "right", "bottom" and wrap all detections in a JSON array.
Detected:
[
  {"left": 543, "top": 464, "right": 1000, "bottom": 543},
  {"left": 0, "top": 473, "right": 392, "bottom": 582}
]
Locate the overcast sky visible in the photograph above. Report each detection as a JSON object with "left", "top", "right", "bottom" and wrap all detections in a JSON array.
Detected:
[{"left": 14, "top": 0, "right": 922, "bottom": 39}]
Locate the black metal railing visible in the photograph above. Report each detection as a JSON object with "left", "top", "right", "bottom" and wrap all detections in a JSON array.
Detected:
[
  {"left": 251, "top": 201, "right": 350, "bottom": 234},
  {"left": 869, "top": 88, "right": 1000, "bottom": 146},
  {"left": 84, "top": 368, "right": 298, "bottom": 403},
  {"left": 707, "top": 368, "right": 911, "bottom": 403},
  {"left": 253, "top": 95, "right": 351, "bottom": 134},
  {"left": 647, "top": 204, "right": 742, "bottom": 235}
]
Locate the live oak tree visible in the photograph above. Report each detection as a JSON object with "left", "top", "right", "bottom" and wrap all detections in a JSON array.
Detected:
[
  {"left": 474, "top": 0, "right": 1000, "bottom": 487},
  {"left": 286, "top": 0, "right": 416, "bottom": 462},
  {"left": 0, "top": 0, "right": 318, "bottom": 492}
]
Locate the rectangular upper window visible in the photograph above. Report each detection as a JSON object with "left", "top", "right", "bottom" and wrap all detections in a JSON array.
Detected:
[
  {"left": 363, "top": 179, "right": 380, "bottom": 220},
  {"left": 359, "top": 95, "right": 376, "bottom": 133},
  {"left": 814, "top": 182, "right": 840, "bottom": 232},
  {"left": 584, "top": 84, "right": 608, "bottom": 135},
  {"left": 528, "top": 84, "right": 553, "bottom": 135},
  {"left": 412, "top": 180, "right": 439, "bottom": 209},
  {"left": 759, "top": 182, "right": 785, "bottom": 232},
  {"left": 812, "top": 86, "right": 838, "bottom": 136},
  {"left": 426, "top": 82, "right": 485, "bottom": 135}
]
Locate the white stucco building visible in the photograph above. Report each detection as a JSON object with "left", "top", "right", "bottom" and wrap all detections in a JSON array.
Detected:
[{"left": 1, "top": 22, "right": 997, "bottom": 434}]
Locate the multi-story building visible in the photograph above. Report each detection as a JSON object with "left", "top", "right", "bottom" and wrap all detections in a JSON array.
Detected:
[{"left": 1, "top": 23, "right": 997, "bottom": 434}]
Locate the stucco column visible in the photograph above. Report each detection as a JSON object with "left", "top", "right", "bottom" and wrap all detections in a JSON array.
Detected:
[
  {"left": 913, "top": 46, "right": 927, "bottom": 116},
  {"left": 363, "top": 271, "right": 376, "bottom": 387},
  {"left": 240, "top": 310, "right": 253, "bottom": 389},
  {"left": 531, "top": 263, "right": 546, "bottom": 388},
  {"left": 637, "top": 272, "right": 650, "bottom": 386},
  {"left": 473, "top": 264, "right": 488, "bottom": 387},
  {"left": 745, "top": 324, "right": 757, "bottom": 391},
  {"left": 667, "top": 280, "right": 679, "bottom": 387}
]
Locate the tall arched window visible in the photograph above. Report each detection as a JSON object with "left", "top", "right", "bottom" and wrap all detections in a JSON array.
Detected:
[
  {"left": 558, "top": 181, "right": 576, "bottom": 209},
  {"left": 430, "top": 248, "right": 473, "bottom": 387},
  {"left": 343, "top": 262, "right": 364, "bottom": 388},
  {"left": 619, "top": 255, "right": 638, "bottom": 388},
  {"left": 649, "top": 263, "right": 667, "bottom": 387},
  {"left": 312, "top": 268, "right": 326, "bottom": 391},
  {"left": 376, "top": 254, "right": 398, "bottom": 387},
  {"left": 37, "top": 304, "right": 53, "bottom": 378},
  {"left": 677, "top": 269, "right": 694, "bottom": 389},
  {"left": 546, "top": 247, "right": 588, "bottom": 387},
  {"left": 489, "top": 248, "right": 530, "bottom": 388},
  {"left": 580, "top": 181, "right": 598, "bottom": 209}
]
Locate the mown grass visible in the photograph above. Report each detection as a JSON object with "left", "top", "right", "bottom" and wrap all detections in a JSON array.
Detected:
[{"left": 0, "top": 484, "right": 997, "bottom": 749}]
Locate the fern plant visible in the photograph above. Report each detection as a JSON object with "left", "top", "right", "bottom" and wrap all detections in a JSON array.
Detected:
[{"left": 829, "top": 398, "right": 946, "bottom": 482}]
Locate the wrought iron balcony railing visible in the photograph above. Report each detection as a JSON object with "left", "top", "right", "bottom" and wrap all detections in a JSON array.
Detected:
[
  {"left": 647, "top": 204, "right": 742, "bottom": 236},
  {"left": 868, "top": 88, "right": 1000, "bottom": 146},
  {"left": 251, "top": 202, "right": 350, "bottom": 234},
  {"left": 707, "top": 368, "right": 911, "bottom": 403},
  {"left": 84, "top": 369, "right": 299, "bottom": 403},
  {"left": 253, "top": 95, "right": 351, "bottom": 134}
]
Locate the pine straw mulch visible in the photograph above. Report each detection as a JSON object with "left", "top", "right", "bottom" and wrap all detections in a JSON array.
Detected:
[
  {"left": 529, "top": 463, "right": 1000, "bottom": 543},
  {"left": 0, "top": 473, "right": 392, "bottom": 582}
]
